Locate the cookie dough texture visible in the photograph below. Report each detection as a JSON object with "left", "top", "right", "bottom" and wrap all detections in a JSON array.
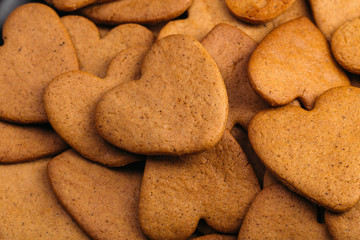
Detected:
[
  {"left": 0, "top": 121, "right": 68, "bottom": 163},
  {"left": 309, "top": 0, "right": 360, "bottom": 40},
  {"left": 81, "top": 0, "right": 192, "bottom": 24},
  {"left": 95, "top": 34, "right": 228, "bottom": 156},
  {"left": 158, "top": 0, "right": 311, "bottom": 43},
  {"left": 225, "top": 0, "right": 296, "bottom": 23},
  {"left": 47, "top": 150, "right": 146, "bottom": 240},
  {"left": 249, "top": 17, "right": 349, "bottom": 110},
  {"left": 45, "top": 0, "right": 112, "bottom": 11},
  {"left": 45, "top": 47, "right": 149, "bottom": 167},
  {"left": 201, "top": 23, "right": 269, "bottom": 131},
  {"left": 139, "top": 131, "right": 260, "bottom": 240},
  {"left": 238, "top": 184, "right": 331, "bottom": 239},
  {"left": 61, "top": 15, "right": 155, "bottom": 78},
  {"left": 0, "top": 159, "right": 89, "bottom": 239},
  {"left": 331, "top": 17, "right": 360, "bottom": 74},
  {"left": 0, "top": 3, "right": 78, "bottom": 123},
  {"left": 248, "top": 86, "right": 360, "bottom": 212}
]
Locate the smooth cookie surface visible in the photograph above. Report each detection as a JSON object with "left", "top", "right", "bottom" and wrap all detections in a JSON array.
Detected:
[
  {"left": 248, "top": 86, "right": 360, "bottom": 212},
  {"left": 95, "top": 34, "right": 228, "bottom": 156}
]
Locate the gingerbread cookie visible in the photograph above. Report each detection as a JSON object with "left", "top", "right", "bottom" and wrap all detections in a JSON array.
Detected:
[
  {"left": 0, "top": 158, "right": 88, "bottom": 239},
  {"left": 225, "top": 0, "right": 296, "bottom": 23},
  {"left": 61, "top": 15, "right": 154, "bottom": 78},
  {"left": 139, "top": 131, "right": 260, "bottom": 239},
  {"left": 249, "top": 17, "right": 350, "bottom": 110},
  {"left": 331, "top": 17, "right": 360, "bottom": 74},
  {"left": 201, "top": 23, "right": 269, "bottom": 131},
  {"left": 80, "top": 0, "right": 192, "bottom": 25},
  {"left": 309, "top": 0, "right": 360, "bottom": 40},
  {"left": 248, "top": 86, "right": 360, "bottom": 212},
  {"left": 47, "top": 149, "right": 146, "bottom": 240},
  {"left": 0, "top": 121, "right": 67, "bottom": 163},
  {"left": 45, "top": 47, "right": 149, "bottom": 167},
  {"left": 238, "top": 184, "right": 331, "bottom": 239},
  {"left": 158, "top": 0, "right": 311, "bottom": 43},
  {"left": 0, "top": 3, "right": 78, "bottom": 123},
  {"left": 45, "top": 0, "right": 113, "bottom": 11},
  {"left": 325, "top": 200, "right": 360, "bottom": 240},
  {"left": 95, "top": 34, "right": 228, "bottom": 156}
]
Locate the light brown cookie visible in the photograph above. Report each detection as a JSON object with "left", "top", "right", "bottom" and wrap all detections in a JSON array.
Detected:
[
  {"left": 325, "top": 200, "right": 360, "bottom": 240},
  {"left": 201, "top": 23, "right": 269, "bottom": 131},
  {"left": 158, "top": 0, "right": 311, "bottom": 43},
  {"left": 248, "top": 86, "right": 360, "bottom": 212},
  {"left": 238, "top": 184, "right": 331, "bottom": 239},
  {"left": 139, "top": 131, "right": 260, "bottom": 239},
  {"left": 0, "top": 3, "right": 78, "bottom": 124},
  {"left": 80, "top": 0, "right": 192, "bottom": 25},
  {"left": 331, "top": 17, "right": 360, "bottom": 74},
  {"left": 230, "top": 125, "right": 265, "bottom": 186},
  {"left": 45, "top": 47, "right": 149, "bottom": 167},
  {"left": 45, "top": 0, "right": 112, "bottom": 11},
  {"left": 0, "top": 158, "right": 89, "bottom": 239},
  {"left": 47, "top": 149, "right": 146, "bottom": 240},
  {"left": 0, "top": 121, "right": 67, "bottom": 163},
  {"left": 249, "top": 17, "right": 350, "bottom": 110},
  {"left": 193, "top": 234, "right": 236, "bottom": 240},
  {"left": 225, "top": 0, "right": 296, "bottom": 23},
  {"left": 95, "top": 34, "right": 228, "bottom": 156},
  {"left": 309, "top": 0, "right": 360, "bottom": 40},
  {"left": 61, "top": 15, "right": 154, "bottom": 78}
]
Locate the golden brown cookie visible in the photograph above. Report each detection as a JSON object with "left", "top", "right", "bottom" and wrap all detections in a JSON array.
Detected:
[
  {"left": 0, "top": 121, "right": 67, "bottom": 163},
  {"left": 95, "top": 34, "right": 228, "bottom": 156},
  {"left": 0, "top": 159, "right": 89, "bottom": 239},
  {"left": 158, "top": 0, "right": 311, "bottom": 43},
  {"left": 331, "top": 17, "right": 360, "bottom": 74},
  {"left": 225, "top": 0, "right": 296, "bottom": 23},
  {"left": 139, "top": 131, "right": 260, "bottom": 239},
  {"left": 0, "top": 3, "right": 78, "bottom": 124},
  {"left": 325, "top": 200, "right": 360, "bottom": 240},
  {"left": 45, "top": 0, "right": 112, "bottom": 11},
  {"left": 248, "top": 86, "right": 360, "bottom": 212},
  {"left": 201, "top": 23, "right": 269, "bottom": 131},
  {"left": 238, "top": 184, "right": 331, "bottom": 239},
  {"left": 61, "top": 15, "right": 154, "bottom": 78},
  {"left": 80, "top": 0, "right": 192, "bottom": 25},
  {"left": 45, "top": 47, "right": 149, "bottom": 167},
  {"left": 193, "top": 234, "right": 236, "bottom": 240},
  {"left": 249, "top": 17, "right": 350, "bottom": 110},
  {"left": 47, "top": 149, "right": 146, "bottom": 240},
  {"left": 309, "top": 0, "right": 360, "bottom": 40}
]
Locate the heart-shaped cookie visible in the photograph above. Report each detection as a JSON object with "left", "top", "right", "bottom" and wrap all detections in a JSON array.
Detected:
[
  {"left": 225, "top": 0, "right": 296, "bottom": 23},
  {"left": 80, "top": 0, "right": 192, "bottom": 25},
  {"left": 47, "top": 150, "right": 146, "bottom": 240},
  {"left": 95, "top": 34, "right": 228, "bottom": 155},
  {"left": 0, "top": 121, "right": 68, "bottom": 163},
  {"left": 0, "top": 3, "right": 78, "bottom": 123},
  {"left": 139, "top": 131, "right": 260, "bottom": 239},
  {"left": 45, "top": 0, "right": 113, "bottom": 11},
  {"left": 248, "top": 17, "right": 350, "bottom": 110},
  {"left": 45, "top": 47, "right": 149, "bottom": 167},
  {"left": 61, "top": 15, "right": 154, "bottom": 78},
  {"left": 331, "top": 17, "right": 360, "bottom": 74},
  {"left": 238, "top": 184, "right": 331, "bottom": 239},
  {"left": 248, "top": 86, "right": 360, "bottom": 212},
  {"left": 201, "top": 23, "right": 269, "bottom": 131},
  {"left": 158, "top": 0, "right": 311, "bottom": 43},
  {"left": 0, "top": 158, "right": 88, "bottom": 239},
  {"left": 309, "top": 0, "right": 360, "bottom": 40}
]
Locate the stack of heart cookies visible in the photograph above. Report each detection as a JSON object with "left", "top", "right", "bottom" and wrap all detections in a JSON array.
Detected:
[{"left": 1, "top": 0, "right": 360, "bottom": 239}]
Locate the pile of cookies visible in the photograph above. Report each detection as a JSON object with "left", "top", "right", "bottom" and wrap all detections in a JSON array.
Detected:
[{"left": 1, "top": 0, "right": 360, "bottom": 239}]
